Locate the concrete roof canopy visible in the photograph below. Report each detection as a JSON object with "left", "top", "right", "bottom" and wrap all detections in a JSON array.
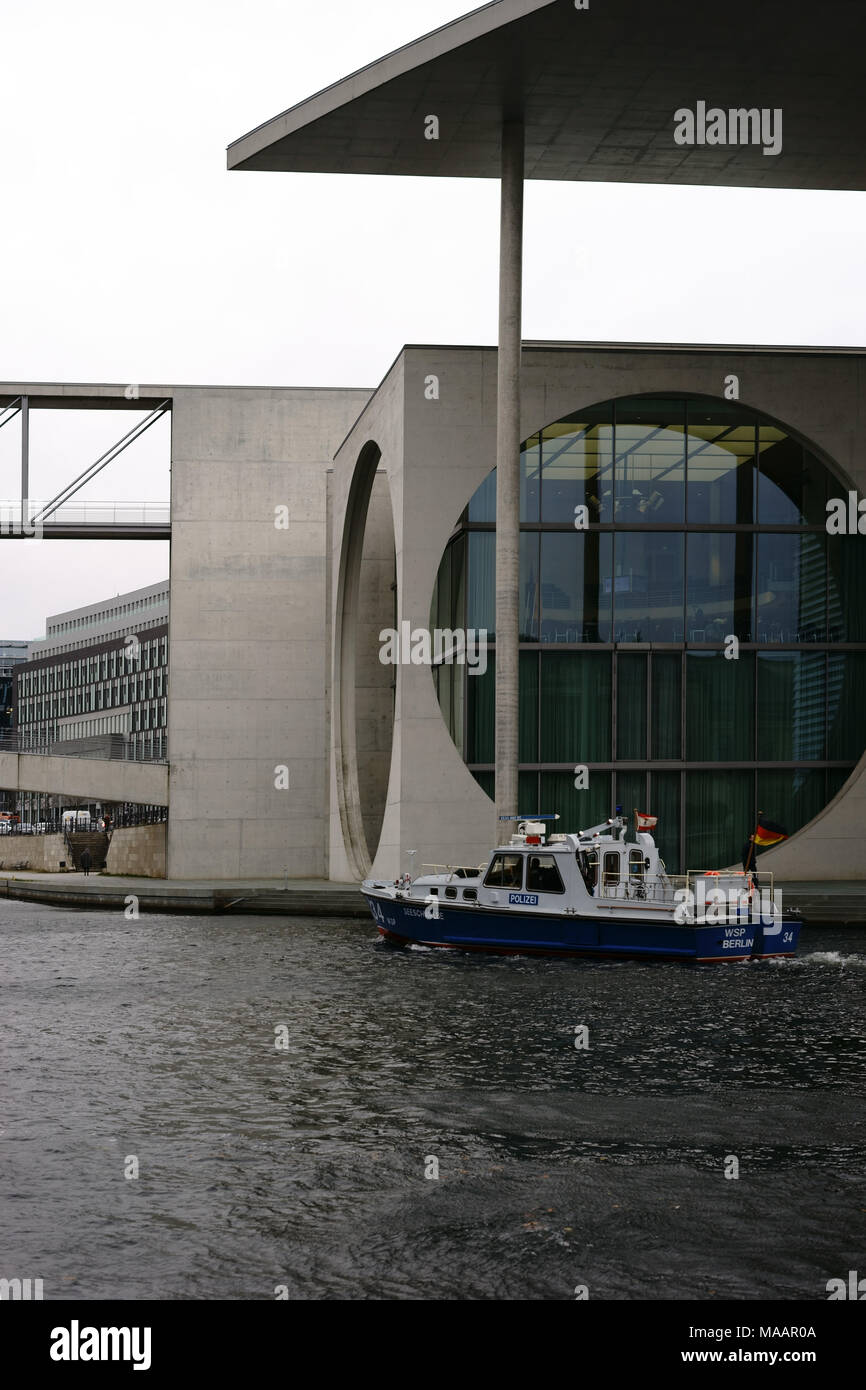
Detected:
[{"left": 228, "top": 0, "right": 866, "bottom": 190}]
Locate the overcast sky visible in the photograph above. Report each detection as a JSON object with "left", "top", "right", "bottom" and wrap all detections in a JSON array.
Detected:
[{"left": 2, "top": 0, "right": 865, "bottom": 640}]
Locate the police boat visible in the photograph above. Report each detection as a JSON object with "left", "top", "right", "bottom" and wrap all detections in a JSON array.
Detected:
[{"left": 361, "top": 814, "right": 801, "bottom": 963}]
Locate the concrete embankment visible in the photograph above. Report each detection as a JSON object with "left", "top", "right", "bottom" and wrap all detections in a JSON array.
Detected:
[{"left": 0, "top": 872, "right": 368, "bottom": 917}]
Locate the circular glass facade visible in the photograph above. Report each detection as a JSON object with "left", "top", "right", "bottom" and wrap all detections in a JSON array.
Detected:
[{"left": 432, "top": 394, "right": 866, "bottom": 871}]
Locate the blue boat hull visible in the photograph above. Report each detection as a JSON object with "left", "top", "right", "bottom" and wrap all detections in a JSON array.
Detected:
[{"left": 363, "top": 894, "right": 801, "bottom": 963}]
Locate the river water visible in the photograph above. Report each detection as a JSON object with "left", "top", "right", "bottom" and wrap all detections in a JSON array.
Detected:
[{"left": 1, "top": 897, "right": 864, "bottom": 1301}]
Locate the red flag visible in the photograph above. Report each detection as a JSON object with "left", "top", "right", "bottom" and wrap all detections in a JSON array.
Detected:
[{"left": 635, "top": 811, "right": 657, "bottom": 831}]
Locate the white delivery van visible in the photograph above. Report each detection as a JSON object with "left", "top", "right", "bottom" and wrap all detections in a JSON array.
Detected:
[{"left": 62, "top": 810, "right": 91, "bottom": 830}]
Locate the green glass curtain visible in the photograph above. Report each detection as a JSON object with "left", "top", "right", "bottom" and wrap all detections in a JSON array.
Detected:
[
  {"left": 616, "top": 654, "right": 647, "bottom": 759},
  {"left": 540, "top": 652, "right": 611, "bottom": 762},
  {"left": 685, "top": 770, "right": 752, "bottom": 870},
  {"left": 686, "top": 653, "right": 754, "bottom": 761},
  {"left": 540, "top": 770, "right": 612, "bottom": 836}
]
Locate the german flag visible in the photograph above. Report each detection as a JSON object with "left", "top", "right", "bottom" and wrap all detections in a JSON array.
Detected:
[{"left": 752, "top": 815, "right": 788, "bottom": 848}]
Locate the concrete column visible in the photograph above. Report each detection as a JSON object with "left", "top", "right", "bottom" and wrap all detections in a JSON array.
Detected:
[
  {"left": 20, "top": 395, "right": 29, "bottom": 532},
  {"left": 494, "top": 119, "right": 524, "bottom": 828}
]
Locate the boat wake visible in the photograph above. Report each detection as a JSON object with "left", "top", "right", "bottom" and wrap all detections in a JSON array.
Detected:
[{"left": 799, "top": 950, "right": 866, "bottom": 969}]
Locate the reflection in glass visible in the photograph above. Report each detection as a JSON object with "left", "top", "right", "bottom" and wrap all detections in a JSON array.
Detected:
[
  {"left": 613, "top": 533, "right": 683, "bottom": 642},
  {"left": 436, "top": 394, "right": 866, "bottom": 872},
  {"left": 755, "top": 533, "right": 826, "bottom": 643},
  {"left": 757, "top": 430, "right": 827, "bottom": 525},
  {"left": 687, "top": 407, "right": 756, "bottom": 524},
  {"left": 541, "top": 411, "right": 611, "bottom": 523},
  {"left": 757, "top": 769, "right": 825, "bottom": 839},
  {"left": 828, "top": 652, "right": 866, "bottom": 760},
  {"left": 757, "top": 653, "right": 825, "bottom": 761},
  {"left": 615, "top": 399, "right": 685, "bottom": 523},
  {"left": 540, "top": 532, "right": 612, "bottom": 642},
  {"left": 467, "top": 532, "right": 495, "bottom": 634},
  {"left": 828, "top": 534, "right": 866, "bottom": 642}
]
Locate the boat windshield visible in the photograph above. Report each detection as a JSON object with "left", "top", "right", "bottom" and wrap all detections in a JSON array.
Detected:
[{"left": 483, "top": 854, "right": 524, "bottom": 889}]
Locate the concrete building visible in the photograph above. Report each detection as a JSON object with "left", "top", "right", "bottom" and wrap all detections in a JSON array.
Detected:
[
  {"left": 16, "top": 581, "right": 169, "bottom": 761},
  {"left": 0, "top": 641, "right": 29, "bottom": 731},
  {"left": 6, "top": 0, "right": 866, "bottom": 879}
]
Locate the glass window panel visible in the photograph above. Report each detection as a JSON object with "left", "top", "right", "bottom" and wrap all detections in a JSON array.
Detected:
[
  {"left": 484, "top": 854, "right": 524, "bottom": 888},
  {"left": 828, "top": 533, "right": 866, "bottom": 642},
  {"left": 612, "top": 533, "right": 683, "bottom": 642},
  {"left": 541, "top": 532, "right": 613, "bottom": 642},
  {"left": 466, "top": 651, "right": 495, "bottom": 764},
  {"left": 755, "top": 533, "right": 826, "bottom": 643},
  {"left": 520, "top": 532, "right": 540, "bottom": 640},
  {"left": 471, "top": 769, "right": 494, "bottom": 799},
  {"left": 526, "top": 854, "right": 565, "bottom": 893},
  {"left": 757, "top": 432, "right": 828, "bottom": 525},
  {"left": 541, "top": 410, "right": 613, "bottom": 523},
  {"left": 686, "top": 405, "right": 756, "bottom": 524},
  {"left": 616, "top": 654, "right": 647, "bottom": 760},
  {"left": 468, "top": 469, "right": 495, "bottom": 522},
  {"left": 686, "top": 532, "right": 752, "bottom": 643},
  {"left": 649, "top": 771, "right": 681, "bottom": 872},
  {"left": 540, "top": 652, "right": 611, "bottom": 762},
  {"left": 521, "top": 435, "right": 541, "bottom": 522},
  {"left": 519, "top": 770, "right": 540, "bottom": 817},
  {"left": 614, "top": 399, "right": 685, "bottom": 523},
  {"left": 826, "top": 768, "right": 851, "bottom": 803},
  {"left": 519, "top": 651, "right": 538, "bottom": 763},
  {"left": 757, "top": 770, "right": 825, "bottom": 840},
  {"left": 540, "top": 770, "right": 611, "bottom": 835},
  {"left": 685, "top": 770, "right": 752, "bottom": 871},
  {"left": 467, "top": 532, "right": 495, "bottom": 635},
  {"left": 651, "top": 654, "right": 681, "bottom": 760},
  {"left": 615, "top": 771, "right": 647, "bottom": 832},
  {"left": 827, "top": 652, "right": 866, "bottom": 761},
  {"left": 686, "top": 652, "right": 755, "bottom": 761},
  {"left": 757, "top": 653, "right": 826, "bottom": 761}
]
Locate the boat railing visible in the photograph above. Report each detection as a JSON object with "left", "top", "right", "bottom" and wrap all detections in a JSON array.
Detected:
[
  {"left": 597, "top": 872, "right": 688, "bottom": 903},
  {"left": 420, "top": 863, "right": 485, "bottom": 879},
  {"left": 687, "top": 869, "right": 775, "bottom": 897}
]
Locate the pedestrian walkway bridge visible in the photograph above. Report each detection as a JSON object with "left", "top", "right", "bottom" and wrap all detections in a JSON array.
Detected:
[{"left": 0, "top": 750, "right": 169, "bottom": 806}]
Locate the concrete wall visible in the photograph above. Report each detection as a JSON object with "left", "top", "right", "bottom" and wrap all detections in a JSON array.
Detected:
[
  {"left": 0, "top": 833, "right": 67, "bottom": 873},
  {"left": 168, "top": 386, "right": 371, "bottom": 879},
  {"left": 105, "top": 823, "right": 166, "bottom": 877},
  {"left": 329, "top": 344, "right": 866, "bottom": 882}
]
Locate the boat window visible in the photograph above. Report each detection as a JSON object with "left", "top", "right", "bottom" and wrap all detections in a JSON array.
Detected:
[
  {"left": 526, "top": 854, "right": 565, "bottom": 894},
  {"left": 444, "top": 886, "right": 457, "bottom": 899},
  {"left": 603, "top": 851, "right": 620, "bottom": 886},
  {"left": 578, "top": 850, "right": 598, "bottom": 889},
  {"left": 463, "top": 888, "right": 477, "bottom": 901},
  {"left": 629, "top": 849, "right": 646, "bottom": 877},
  {"left": 483, "top": 854, "right": 524, "bottom": 889}
]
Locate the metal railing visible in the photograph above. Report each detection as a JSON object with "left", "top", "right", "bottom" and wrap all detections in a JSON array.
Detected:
[
  {"left": 0, "top": 731, "right": 167, "bottom": 763},
  {"left": 0, "top": 500, "right": 170, "bottom": 530},
  {"left": 0, "top": 806, "right": 167, "bottom": 836}
]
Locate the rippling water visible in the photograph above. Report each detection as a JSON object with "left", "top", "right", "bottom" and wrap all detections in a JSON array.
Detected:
[{"left": 2, "top": 898, "right": 864, "bottom": 1300}]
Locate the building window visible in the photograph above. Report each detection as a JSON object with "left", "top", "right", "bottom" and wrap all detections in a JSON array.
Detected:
[{"left": 433, "top": 394, "right": 866, "bottom": 870}]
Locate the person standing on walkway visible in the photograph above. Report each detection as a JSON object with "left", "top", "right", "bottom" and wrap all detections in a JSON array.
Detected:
[{"left": 80, "top": 848, "right": 92, "bottom": 877}]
